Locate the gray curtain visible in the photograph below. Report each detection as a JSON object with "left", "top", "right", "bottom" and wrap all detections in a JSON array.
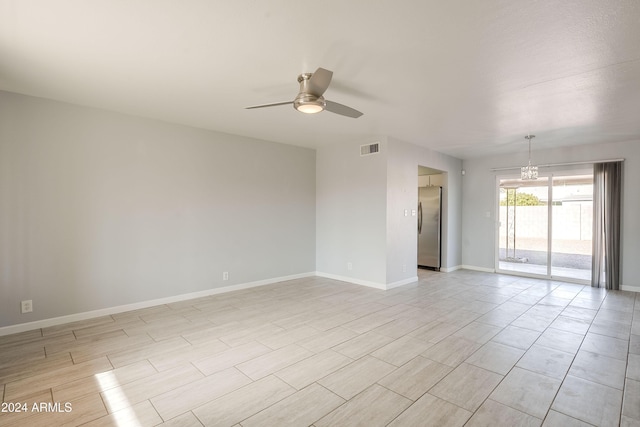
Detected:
[{"left": 591, "top": 161, "right": 622, "bottom": 289}]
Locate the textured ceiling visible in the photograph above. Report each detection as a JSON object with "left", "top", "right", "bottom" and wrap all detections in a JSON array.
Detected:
[{"left": 1, "top": 0, "right": 639, "bottom": 159}]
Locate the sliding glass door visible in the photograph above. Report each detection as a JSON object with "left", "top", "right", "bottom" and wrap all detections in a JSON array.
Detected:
[
  {"left": 497, "top": 171, "right": 593, "bottom": 283},
  {"left": 550, "top": 174, "right": 593, "bottom": 281},
  {"left": 498, "top": 177, "right": 549, "bottom": 276}
]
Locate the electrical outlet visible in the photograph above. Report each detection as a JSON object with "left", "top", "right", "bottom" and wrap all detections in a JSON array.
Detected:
[
  {"left": 223, "top": 271, "right": 229, "bottom": 281},
  {"left": 347, "top": 262, "right": 353, "bottom": 271},
  {"left": 21, "top": 300, "right": 33, "bottom": 314},
  {"left": 402, "top": 263, "right": 407, "bottom": 273}
]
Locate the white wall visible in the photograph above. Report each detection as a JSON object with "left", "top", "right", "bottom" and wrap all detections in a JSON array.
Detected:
[
  {"left": 386, "top": 140, "right": 418, "bottom": 285},
  {"left": 462, "top": 139, "right": 640, "bottom": 290},
  {"left": 316, "top": 137, "right": 463, "bottom": 288},
  {"left": 387, "top": 138, "right": 463, "bottom": 277},
  {"left": 315, "top": 139, "right": 388, "bottom": 286},
  {"left": 0, "top": 91, "right": 316, "bottom": 327}
]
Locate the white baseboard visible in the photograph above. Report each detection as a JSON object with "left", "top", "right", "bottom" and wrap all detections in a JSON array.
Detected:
[
  {"left": 314, "top": 272, "right": 418, "bottom": 291},
  {"left": 440, "top": 265, "right": 461, "bottom": 273},
  {"left": 314, "top": 272, "right": 387, "bottom": 290},
  {"left": 0, "top": 272, "right": 315, "bottom": 337},
  {"left": 621, "top": 285, "right": 640, "bottom": 293},
  {"left": 461, "top": 265, "right": 496, "bottom": 273},
  {"left": 386, "top": 276, "right": 419, "bottom": 289}
]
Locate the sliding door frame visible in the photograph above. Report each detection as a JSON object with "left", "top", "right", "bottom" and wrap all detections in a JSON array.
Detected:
[{"left": 494, "top": 168, "right": 592, "bottom": 285}]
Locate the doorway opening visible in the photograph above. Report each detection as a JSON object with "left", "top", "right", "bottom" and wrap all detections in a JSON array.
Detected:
[{"left": 418, "top": 166, "right": 446, "bottom": 272}]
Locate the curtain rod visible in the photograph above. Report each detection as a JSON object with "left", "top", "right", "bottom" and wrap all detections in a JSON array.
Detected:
[{"left": 490, "top": 158, "right": 625, "bottom": 172}]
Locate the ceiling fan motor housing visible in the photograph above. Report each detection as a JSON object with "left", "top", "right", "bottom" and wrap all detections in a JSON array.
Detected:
[{"left": 294, "top": 73, "right": 326, "bottom": 113}]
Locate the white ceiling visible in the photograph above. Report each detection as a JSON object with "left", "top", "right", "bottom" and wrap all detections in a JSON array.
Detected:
[{"left": 1, "top": 0, "right": 639, "bottom": 159}]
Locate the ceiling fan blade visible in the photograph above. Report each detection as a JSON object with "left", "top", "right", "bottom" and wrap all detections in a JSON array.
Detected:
[
  {"left": 307, "top": 68, "right": 333, "bottom": 96},
  {"left": 325, "top": 100, "right": 363, "bottom": 118},
  {"left": 245, "top": 101, "right": 292, "bottom": 109}
]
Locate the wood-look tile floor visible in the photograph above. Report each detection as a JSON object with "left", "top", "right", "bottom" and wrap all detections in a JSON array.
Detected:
[{"left": 1, "top": 270, "right": 639, "bottom": 426}]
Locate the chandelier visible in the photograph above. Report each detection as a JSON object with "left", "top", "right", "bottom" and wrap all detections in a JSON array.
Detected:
[{"left": 521, "top": 134, "right": 538, "bottom": 180}]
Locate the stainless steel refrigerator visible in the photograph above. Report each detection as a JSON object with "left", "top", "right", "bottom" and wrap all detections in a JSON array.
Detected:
[{"left": 417, "top": 186, "right": 442, "bottom": 270}]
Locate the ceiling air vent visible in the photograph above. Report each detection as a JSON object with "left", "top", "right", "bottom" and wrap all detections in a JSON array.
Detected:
[{"left": 360, "top": 142, "right": 379, "bottom": 156}]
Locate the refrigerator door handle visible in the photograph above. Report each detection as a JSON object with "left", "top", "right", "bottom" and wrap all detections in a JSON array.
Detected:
[{"left": 418, "top": 201, "right": 422, "bottom": 234}]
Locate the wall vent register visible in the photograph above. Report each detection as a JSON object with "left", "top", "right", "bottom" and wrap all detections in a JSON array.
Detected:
[{"left": 360, "top": 143, "right": 379, "bottom": 156}]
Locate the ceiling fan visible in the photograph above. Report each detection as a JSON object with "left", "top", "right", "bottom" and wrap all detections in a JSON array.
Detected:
[{"left": 246, "top": 67, "right": 363, "bottom": 118}]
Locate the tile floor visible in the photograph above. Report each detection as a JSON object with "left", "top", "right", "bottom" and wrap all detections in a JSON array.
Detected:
[{"left": 0, "top": 269, "right": 639, "bottom": 426}]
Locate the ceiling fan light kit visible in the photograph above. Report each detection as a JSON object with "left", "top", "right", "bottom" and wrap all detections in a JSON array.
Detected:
[
  {"left": 293, "top": 94, "right": 326, "bottom": 114},
  {"left": 295, "top": 102, "right": 324, "bottom": 114},
  {"left": 246, "top": 67, "right": 363, "bottom": 118}
]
